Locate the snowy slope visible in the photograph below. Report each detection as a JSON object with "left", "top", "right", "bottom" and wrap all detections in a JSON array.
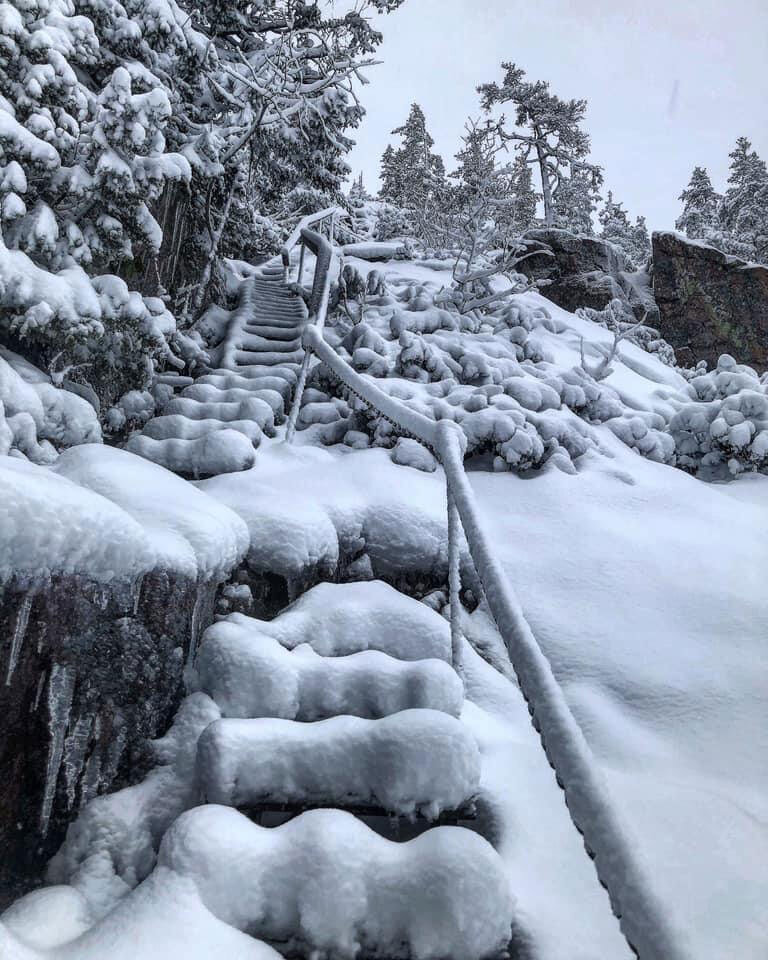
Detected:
[{"left": 2, "top": 253, "right": 767, "bottom": 959}]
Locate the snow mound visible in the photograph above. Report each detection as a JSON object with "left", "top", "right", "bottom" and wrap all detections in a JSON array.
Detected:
[
  {"left": 0, "top": 456, "right": 154, "bottom": 585},
  {"left": 199, "top": 445, "right": 449, "bottom": 585},
  {"left": 391, "top": 436, "right": 437, "bottom": 472},
  {"left": 159, "top": 805, "right": 514, "bottom": 959},
  {"left": 53, "top": 445, "right": 249, "bottom": 581},
  {"left": 0, "top": 869, "right": 283, "bottom": 960},
  {"left": 0, "top": 352, "right": 100, "bottom": 463},
  {"left": 196, "top": 619, "right": 463, "bottom": 719},
  {"left": 670, "top": 354, "right": 768, "bottom": 478},
  {"left": 197, "top": 709, "right": 479, "bottom": 816},
  {"left": 239, "top": 579, "right": 451, "bottom": 661}
]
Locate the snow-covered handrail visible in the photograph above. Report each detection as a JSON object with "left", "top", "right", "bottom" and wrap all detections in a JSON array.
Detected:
[
  {"left": 285, "top": 226, "right": 339, "bottom": 442},
  {"left": 280, "top": 205, "right": 347, "bottom": 280},
  {"left": 299, "top": 326, "right": 438, "bottom": 446},
  {"left": 291, "top": 329, "right": 689, "bottom": 960}
]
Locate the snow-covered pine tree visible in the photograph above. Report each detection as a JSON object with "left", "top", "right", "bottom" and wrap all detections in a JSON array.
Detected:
[
  {"left": 450, "top": 119, "right": 536, "bottom": 246},
  {"left": 675, "top": 166, "right": 721, "bottom": 243},
  {"left": 0, "top": 0, "right": 202, "bottom": 416},
  {"left": 507, "top": 156, "right": 538, "bottom": 235},
  {"left": 720, "top": 137, "right": 768, "bottom": 263},
  {"left": 478, "top": 63, "right": 602, "bottom": 228},
  {"left": 598, "top": 191, "right": 649, "bottom": 268},
  {"left": 378, "top": 103, "right": 448, "bottom": 244},
  {"left": 552, "top": 167, "right": 601, "bottom": 235}
]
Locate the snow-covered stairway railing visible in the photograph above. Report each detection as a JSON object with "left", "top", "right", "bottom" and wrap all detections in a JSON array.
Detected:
[
  {"left": 284, "top": 210, "right": 346, "bottom": 443},
  {"left": 290, "top": 323, "right": 689, "bottom": 960},
  {"left": 280, "top": 205, "right": 347, "bottom": 287}
]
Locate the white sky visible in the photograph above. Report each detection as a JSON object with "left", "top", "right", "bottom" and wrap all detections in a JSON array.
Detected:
[{"left": 345, "top": 0, "right": 768, "bottom": 229}]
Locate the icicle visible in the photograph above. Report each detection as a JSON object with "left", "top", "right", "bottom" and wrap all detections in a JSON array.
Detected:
[
  {"left": 186, "top": 583, "right": 204, "bottom": 667},
  {"left": 101, "top": 723, "right": 127, "bottom": 790},
  {"left": 61, "top": 714, "right": 93, "bottom": 810},
  {"left": 5, "top": 593, "right": 34, "bottom": 686},
  {"left": 40, "top": 663, "right": 76, "bottom": 835},
  {"left": 80, "top": 716, "right": 103, "bottom": 807},
  {"left": 32, "top": 671, "right": 45, "bottom": 712}
]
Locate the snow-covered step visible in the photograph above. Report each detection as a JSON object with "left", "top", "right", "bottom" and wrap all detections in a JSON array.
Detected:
[
  {"left": 139, "top": 415, "right": 263, "bottom": 445},
  {"left": 230, "top": 580, "right": 453, "bottom": 662},
  {"left": 195, "top": 372, "right": 293, "bottom": 401},
  {"left": 165, "top": 396, "right": 276, "bottom": 434},
  {"left": 158, "top": 806, "right": 515, "bottom": 960},
  {"left": 125, "top": 430, "right": 257, "bottom": 478},
  {"left": 197, "top": 709, "right": 480, "bottom": 818},
  {"left": 180, "top": 384, "right": 286, "bottom": 421},
  {"left": 196, "top": 619, "right": 464, "bottom": 720},
  {"left": 208, "top": 365, "right": 298, "bottom": 387},
  {"left": 127, "top": 268, "right": 309, "bottom": 478},
  {"left": 234, "top": 349, "right": 304, "bottom": 367}
]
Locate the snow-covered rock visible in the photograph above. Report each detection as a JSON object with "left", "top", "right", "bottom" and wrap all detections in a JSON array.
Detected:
[{"left": 53, "top": 445, "right": 249, "bottom": 582}]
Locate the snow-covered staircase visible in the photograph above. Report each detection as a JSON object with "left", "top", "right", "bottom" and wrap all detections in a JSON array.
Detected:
[
  {"left": 186, "top": 580, "right": 514, "bottom": 956},
  {"left": 42, "top": 580, "right": 517, "bottom": 959},
  {"left": 127, "top": 264, "right": 306, "bottom": 477},
  {"left": 195, "top": 585, "right": 480, "bottom": 824}
]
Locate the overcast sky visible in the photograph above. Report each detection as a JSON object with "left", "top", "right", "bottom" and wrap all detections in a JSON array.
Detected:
[{"left": 344, "top": 0, "right": 768, "bottom": 230}]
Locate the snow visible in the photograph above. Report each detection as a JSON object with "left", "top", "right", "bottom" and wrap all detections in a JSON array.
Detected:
[
  {"left": 242, "top": 579, "right": 451, "bottom": 661},
  {"left": 0, "top": 870, "right": 283, "bottom": 960},
  {"left": 198, "top": 709, "right": 479, "bottom": 816},
  {"left": 341, "top": 241, "right": 406, "bottom": 260},
  {"left": 0, "top": 348, "right": 101, "bottom": 451},
  {"left": 157, "top": 805, "right": 514, "bottom": 959},
  {"left": 196, "top": 619, "right": 463, "bottom": 719},
  {"left": 0, "top": 455, "right": 154, "bottom": 585},
  {"left": 53, "top": 445, "right": 249, "bottom": 582},
  {"left": 199, "top": 445, "right": 449, "bottom": 586},
  {"left": 468, "top": 429, "right": 768, "bottom": 959},
  {"left": 126, "top": 430, "right": 257, "bottom": 478},
  {"left": 391, "top": 436, "right": 437, "bottom": 471}
]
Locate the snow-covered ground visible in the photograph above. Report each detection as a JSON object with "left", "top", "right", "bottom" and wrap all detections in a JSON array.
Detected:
[{"left": 2, "top": 254, "right": 767, "bottom": 959}]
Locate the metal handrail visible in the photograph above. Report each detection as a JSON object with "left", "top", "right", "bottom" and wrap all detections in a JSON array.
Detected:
[
  {"left": 284, "top": 224, "right": 340, "bottom": 442},
  {"left": 284, "top": 256, "right": 689, "bottom": 959},
  {"left": 280, "top": 205, "right": 347, "bottom": 283}
]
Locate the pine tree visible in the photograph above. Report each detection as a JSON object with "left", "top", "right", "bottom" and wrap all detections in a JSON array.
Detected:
[
  {"left": 720, "top": 137, "right": 768, "bottom": 262},
  {"left": 378, "top": 103, "right": 447, "bottom": 242},
  {"left": 478, "top": 63, "right": 602, "bottom": 228},
  {"left": 598, "top": 191, "right": 649, "bottom": 268},
  {"left": 675, "top": 166, "right": 721, "bottom": 242},
  {"left": 0, "top": 0, "right": 202, "bottom": 414},
  {"left": 507, "top": 156, "right": 538, "bottom": 235},
  {"left": 552, "top": 167, "right": 601, "bottom": 235},
  {"left": 379, "top": 145, "right": 402, "bottom": 204}
]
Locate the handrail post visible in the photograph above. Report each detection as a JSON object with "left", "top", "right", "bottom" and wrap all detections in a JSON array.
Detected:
[
  {"left": 286, "top": 347, "right": 312, "bottom": 444},
  {"left": 447, "top": 485, "right": 463, "bottom": 675},
  {"left": 297, "top": 241, "right": 306, "bottom": 287}
]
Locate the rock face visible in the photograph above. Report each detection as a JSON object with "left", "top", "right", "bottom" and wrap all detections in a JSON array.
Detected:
[
  {"left": 0, "top": 571, "right": 218, "bottom": 906},
  {"left": 517, "top": 228, "right": 658, "bottom": 324},
  {"left": 651, "top": 231, "right": 768, "bottom": 370}
]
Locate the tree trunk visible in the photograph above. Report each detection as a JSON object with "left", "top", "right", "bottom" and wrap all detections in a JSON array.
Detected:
[
  {"left": 534, "top": 128, "right": 554, "bottom": 227},
  {"left": 186, "top": 184, "right": 236, "bottom": 324}
]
